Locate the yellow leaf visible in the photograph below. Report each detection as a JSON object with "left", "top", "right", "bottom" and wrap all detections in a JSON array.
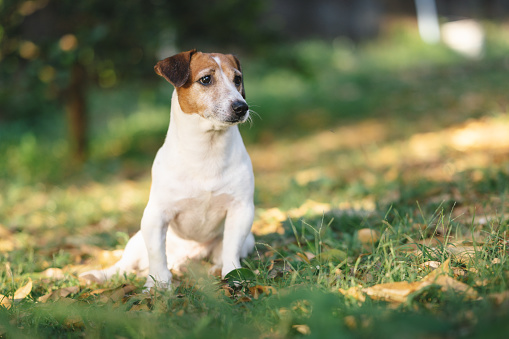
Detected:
[
  {"left": 357, "top": 229, "right": 380, "bottom": 244},
  {"left": 339, "top": 286, "right": 366, "bottom": 302},
  {"left": 296, "top": 252, "right": 311, "bottom": 263},
  {"left": 130, "top": 304, "right": 150, "bottom": 312},
  {"left": 363, "top": 281, "right": 431, "bottom": 303},
  {"left": 446, "top": 245, "right": 478, "bottom": 265},
  {"left": 0, "top": 294, "right": 11, "bottom": 309},
  {"left": 237, "top": 296, "right": 252, "bottom": 303},
  {"left": 14, "top": 278, "right": 32, "bottom": 300},
  {"left": 358, "top": 259, "right": 477, "bottom": 304},
  {"left": 292, "top": 324, "right": 311, "bottom": 335},
  {"left": 248, "top": 285, "right": 277, "bottom": 299}
]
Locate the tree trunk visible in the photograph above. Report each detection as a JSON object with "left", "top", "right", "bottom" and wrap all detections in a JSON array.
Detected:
[{"left": 66, "top": 63, "right": 87, "bottom": 163}]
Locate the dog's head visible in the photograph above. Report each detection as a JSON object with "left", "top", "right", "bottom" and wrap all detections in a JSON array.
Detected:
[{"left": 155, "top": 49, "right": 248, "bottom": 126}]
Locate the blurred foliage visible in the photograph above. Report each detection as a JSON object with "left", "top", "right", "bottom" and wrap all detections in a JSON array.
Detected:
[{"left": 0, "top": 0, "right": 269, "bottom": 125}]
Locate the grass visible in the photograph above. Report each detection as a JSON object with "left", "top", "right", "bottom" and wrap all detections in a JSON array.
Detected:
[{"left": 1, "top": 21, "right": 509, "bottom": 337}]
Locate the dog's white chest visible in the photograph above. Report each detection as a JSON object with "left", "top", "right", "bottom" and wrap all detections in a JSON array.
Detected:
[{"left": 167, "top": 192, "right": 233, "bottom": 242}]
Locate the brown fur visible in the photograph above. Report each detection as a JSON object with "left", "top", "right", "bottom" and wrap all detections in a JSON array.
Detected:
[{"left": 155, "top": 51, "right": 244, "bottom": 116}]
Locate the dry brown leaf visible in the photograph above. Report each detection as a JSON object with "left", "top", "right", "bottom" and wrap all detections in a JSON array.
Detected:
[
  {"left": 357, "top": 229, "right": 380, "bottom": 244},
  {"left": 237, "top": 296, "right": 252, "bottom": 303},
  {"left": 296, "top": 252, "right": 311, "bottom": 263},
  {"left": 38, "top": 286, "right": 80, "bottom": 303},
  {"left": 64, "top": 315, "right": 84, "bottom": 329},
  {"left": 292, "top": 324, "right": 311, "bottom": 335},
  {"left": 94, "top": 285, "right": 137, "bottom": 303},
  {"left": 249, "top": 285, "right": 277, "bottom": 299},
  {"left": 130, "top": 304, "right": 150, "bottom": 312},
  {"left": 357, "top": 259, "right": 477, "bottom": 304},
  {"left": 446, "top": 245, "right": 478, "bottom": 264},
  {"left": 363, "top": 281, "right": 430, "bottom": 303},
  {"left": 430, "top": 275, "right": 478, "bottom": 299},
  {"left": 0, "top": 294, "right": 11, "bottom": 309},
  {"left": 14, "top": 278, "right": 32, "bottom": 301},
  {"left": 338, "top": 286, "right": 366, "bottom": 302},
  {"left": 422, "top": 259, "right": 478, "bottom": 299}
]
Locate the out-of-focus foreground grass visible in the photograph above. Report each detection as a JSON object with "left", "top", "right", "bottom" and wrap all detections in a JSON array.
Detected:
[{"left": 0, "top": 22, "right": 509, "bottom": 338}]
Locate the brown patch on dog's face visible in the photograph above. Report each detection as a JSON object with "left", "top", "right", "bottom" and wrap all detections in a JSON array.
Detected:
[{"left": 155, "top": 51, "right": 247, "bottom": 125}]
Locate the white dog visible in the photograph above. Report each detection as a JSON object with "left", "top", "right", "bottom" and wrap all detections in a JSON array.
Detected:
[{"left": 81, "top": 50, "right": 255, "bottom": 288}]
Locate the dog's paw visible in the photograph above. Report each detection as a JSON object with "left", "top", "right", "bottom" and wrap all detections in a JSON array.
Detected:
[
  {"left": 144, "top": 271, "right": 172, "bottom": 291},
  {"left": 221, "top": 264, "right": 241, "bottom": 279}
]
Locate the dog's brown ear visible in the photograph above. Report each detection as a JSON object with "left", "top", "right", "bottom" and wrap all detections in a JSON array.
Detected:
[
  {"left": 154, "top": 49, "right": 197, "bottom": 87},
  {"left": 228, "top": 54, "right": 245, "bottom": 99}
]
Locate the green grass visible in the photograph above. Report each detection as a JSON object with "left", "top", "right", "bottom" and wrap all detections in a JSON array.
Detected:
[{"left": 1, "top": 22, "right": 509, "bottom": 338}]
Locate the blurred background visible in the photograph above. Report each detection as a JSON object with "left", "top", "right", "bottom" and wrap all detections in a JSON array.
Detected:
[{"left": 1, "top": 0, "right": 509, "bottom": 251}]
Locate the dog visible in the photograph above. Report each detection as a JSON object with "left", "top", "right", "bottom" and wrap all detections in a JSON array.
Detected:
[{"left": 80, "top": 50, "right": 255, "bottom": 288}]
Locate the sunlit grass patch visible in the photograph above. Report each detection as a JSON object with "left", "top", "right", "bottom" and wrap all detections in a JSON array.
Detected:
[{"left": 1, "top": 22, "right": 509, "bottom": 338}]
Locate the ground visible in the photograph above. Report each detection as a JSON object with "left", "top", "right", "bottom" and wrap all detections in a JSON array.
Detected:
[{"left": 1, "top": 22, "right": 508, "bottom": 338}]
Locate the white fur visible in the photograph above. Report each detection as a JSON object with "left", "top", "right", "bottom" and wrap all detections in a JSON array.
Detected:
[{"left": 80, "top": 63, "right": 255, "bottom": 288}]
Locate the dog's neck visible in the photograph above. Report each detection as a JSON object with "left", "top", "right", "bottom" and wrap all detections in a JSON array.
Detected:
[{"left": 164, "top": 90, "right": 241, "bottom": 162}]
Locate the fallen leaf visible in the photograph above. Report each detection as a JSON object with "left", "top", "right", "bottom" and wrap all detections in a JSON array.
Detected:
[
  {"left": 0, "top": 294, "right": 11, "bottom": 309},
  {"left": 357, "top": 259, "right": 477, "bottom": 304},
  {"left": 94, "top": 284, "right": 137, "bottom": 303},
  {"left": 344, "top": 315, "right": 357, "bottom": 330},
  {"left": 446, "top": 245, "right": 479, "bottom": 265},
  {"left": 422, "top": 259, "right": 478, "bottom": 299},
  {"left": 338, "top": 286, "right": 366, "bottom": 303},
  {"left": 237, "top": 296, "right": 252, "bottom": 303},
  {"left": 38, "top": 286, "right": 80, "bottom": 303},
  {"left": 130, "top": 304, "right": 150, "bottom": 312},
  {"left": 220, "top": 284, "right": 234, "bottom": 297},
  {"left": 292, "top": 324, "right": 311, "bottom": 335},
  {"left": 363, "top": 281, "right": 430, "bottom": 303},
  {"left": 248, "top": 285, "right": 277, "bottom": 299},
  {"left": 14, "top": 278, "right": 32, "bottom": 301},
  {"left": 296, "top": 252, "right": 311, "bottom": 263},
  {"left": 357, "top": 229, "right": 380, "bottom": 244},
  {"left": 64, "top": 315, "right": 84, "bottom": 329}
]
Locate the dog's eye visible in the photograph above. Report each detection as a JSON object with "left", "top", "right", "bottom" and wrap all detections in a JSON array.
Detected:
[
  {"left": 234, "top": 75, "right": 242, "bottom": 87},
  {"left": 199, "top": 75, "right": 212, "bottom": 85}
]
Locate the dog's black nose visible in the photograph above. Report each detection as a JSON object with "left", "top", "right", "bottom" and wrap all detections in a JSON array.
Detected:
[{"left": 231, "top": 100, "right": 249, "bottom": 117}]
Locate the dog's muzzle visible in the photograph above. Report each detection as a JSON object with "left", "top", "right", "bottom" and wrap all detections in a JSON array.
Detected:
[{"left": 231, "top": 100, "right": 249, "bottom": 119}]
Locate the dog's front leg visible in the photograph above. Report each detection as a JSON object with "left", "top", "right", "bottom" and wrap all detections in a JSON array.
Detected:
[
  {"left": 221, "top": 202, "right": 255, "bottom": 277},
  {"left": 141, "top": 205, "right": 172, "bottom": 289}
]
